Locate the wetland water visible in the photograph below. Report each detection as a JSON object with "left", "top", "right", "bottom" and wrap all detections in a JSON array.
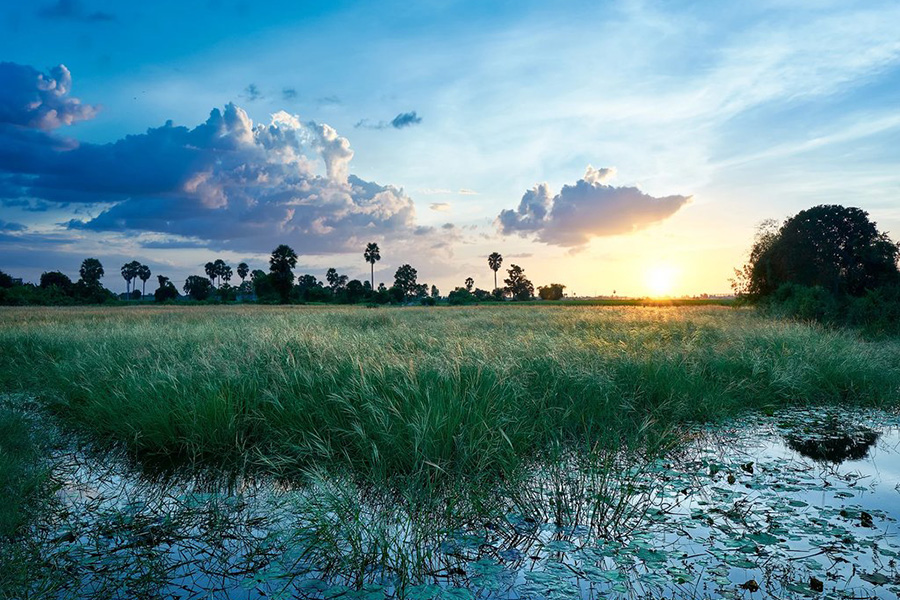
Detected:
[{"left": 17, "top": 408, "right": 900, "bottom": 599}]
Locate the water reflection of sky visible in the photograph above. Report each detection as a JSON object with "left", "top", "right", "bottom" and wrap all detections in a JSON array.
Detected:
[{"left": 22, "top": 408, "right": 900, "bottom": 598}]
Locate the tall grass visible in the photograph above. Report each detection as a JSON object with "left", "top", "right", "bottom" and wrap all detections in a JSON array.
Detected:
[{"left": 1, "top": 305, "right": 898, "bottom": 483}]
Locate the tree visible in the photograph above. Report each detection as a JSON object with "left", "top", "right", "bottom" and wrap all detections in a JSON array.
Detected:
[
  {"left": 538, "top": 283, "right": 566, "bottom": 300},
  {"left": 464, "top": 277, "right": 474, "bottom": 292},
  {"left": 183, "top": 275, "right": 213, "bottom": 301},
  {"left": 0, "top": 270, "right": 14, "bottom": 289},
  {"left": 213, "top": 259, "right": 229, "bottom": 287},
  {"left": 393, "top": 264, "right": 419, "bottom": 301},
  {"left": 40, "top": 271, "right": 73, "bottom": 291},
  {"left": 488, "top": 252, "right": 503, "bottom": 291},
  {"left": 504, "top": 264, "right": 534, "bottom": 301},
  {"left": 121, "top": 261, "right": 140, "bottom": 297},
  {"left": 364, "top": 242, "right": 381, "bottom": 290},
  {"left": 154, "top": 275, "right": 178, "bottom": 302},
  {"left": 431, "top": 284, "right": 440, "bottom": 299},
  {"left": 79, "top": 258, "right": 104, "bottom": 287},
  {"left": 204, "top": 262, "right": 217, "bottom": 286},
  {"left": 269, "top": 244, "right": 298, "bottom": 303},
  {"left": 138, "top": 264, "right": 152, "bottom": 297},
  {"left": 735, "top": 205, "right": 900, "bottom": 300},
  {"left": 325, "top": 268, "right": 347, "bottom": 291},
  {"left": 237, "top": 262, "right": 249, "bottom": 283}
]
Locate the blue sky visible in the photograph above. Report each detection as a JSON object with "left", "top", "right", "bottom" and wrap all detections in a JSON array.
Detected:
[{"left": 1, "top": 0, "right": 899, "bottom": 296}]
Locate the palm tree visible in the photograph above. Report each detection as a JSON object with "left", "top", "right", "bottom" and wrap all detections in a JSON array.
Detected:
[
  {"left": 364, "top": 242, "right": 381, "bottom": 290},
  {"left": 213, "top": 259, "right": 228, "bottom": 287},
  {"left": 237, "top": 262, "right": 249, "bottom": 283},
  {"left": 121, "top": 261, "right": 141, "bottom": 298},
  {"left": 121, "top": 263, "right": 134, "bottom": 297},
  {"left": 138, "top": 264, "right": 152, "bottom": 298},
  {"left": 488, "top": 252, "right": 503, "bottom": 291},
  {"left": 204, "top": 262, "right": 217, "bottom": 287},
  {"left": 269, "top": 244, "right": 298, "bottom": 303}
]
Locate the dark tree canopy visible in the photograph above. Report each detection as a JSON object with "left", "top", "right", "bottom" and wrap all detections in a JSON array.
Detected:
[
  {"left": 504, "top": 264, "right": 534, "bottom": 301},
  {"left": 79, "top": 258, "right": 104, "bottom": 286},
  {"left": 393, "top": 264, "right": 419, "bottom": 301},
  {"left": 737, "top": 205, "right": 900, "bottom": 299},
  {"left": 269, "top": 245, "right": 298, "bottom": 303},
  {"left": 183, "top": 275, "right": 213, "bottom": 301},
  {"left": 40, "top": 271, "right": 73, "bottom": 290},
  {"left": 538, "top": 283, "right": 566, "bottom": 300}
]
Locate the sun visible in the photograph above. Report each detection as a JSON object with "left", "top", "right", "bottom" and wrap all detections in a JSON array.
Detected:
[{"left": 646, "top": 264, "right": 678, "bottom": 297}]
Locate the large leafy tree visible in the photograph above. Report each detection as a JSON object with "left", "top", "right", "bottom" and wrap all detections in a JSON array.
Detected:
[
  {"left": 464, "top": 277, "right": 474, "bottom": 292},
  {"left": 40, "top": 271, "right": 73, "bottom": 291},
  {"left": 137, "top": 264, "right": 152, "bottom": 297},
  {"left": 538, "top": 283, "right": 566, "bottom": 300},
  {"left": 393, "top": 264, "right": 419, "bottom": 301},
  {"left": 79, "top": 258, "right": 104, "bottom": 287},
  {"left": 488, "top": 252, "right": 503, "bottom": 291},
  {"left": 269, "top": 244, "right": 298, "bottom": 303},
  {"left": 183, "top": 275, "right": 213, "bottom": 301},
  {"left": 504, "top": 264, "right": 534, "bottom": 301},
  {"left": 736, "top": 205, "right": 900, "bottom": 299},
  {"left": 364, "top": 242, "right": 381, "bottom": 290}
]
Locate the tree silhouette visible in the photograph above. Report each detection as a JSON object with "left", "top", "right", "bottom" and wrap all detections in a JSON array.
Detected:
[
  {"left": 465, "top": 277, "right": 474, "bottom": 292},
  {"left": 269, "top": 244, "right": 298, "bottom": 303},
  {"left": 121, "top": 261, "right": 140, "bottom": 297},
  {"left": 138, "top": 264, "right": 152, "bottom": 298},
  {"left": 79, "top": 258, "right": 104, "bottom": 287},
  {"left": 213, "top": 259, "right": 229, "bottom": 287},
  {"left": 538, "top": 283, "right": 566, "bottom": 300},
  {"left": 737, "top": 205, "right": 900, "bottom": 299},
  {"left": 237, "top": 262, "right": 249, "bottom": 283},
  {"left": 393, "top": 264, "right": 419, "bottom": 301},
  {"left": 221, "top": 264, "right": 233, "bottom": 285},
  {"left": 504, "top": 264, "right": 534, "bottom": 301},
  {"left": 183, "top": 276, "right": 213, "bottom": 301},
  {"left": 40, "top": 271, "right": 73, "bottom": 290},
  {"left": 488, "top": 252, "right": 503, "bottom": 291},
  {"left": 364, "top": 242, "right": 381, "bottom": 290},
  {"left": 204, "top": 262, "right": 217, "bottom": 287}
]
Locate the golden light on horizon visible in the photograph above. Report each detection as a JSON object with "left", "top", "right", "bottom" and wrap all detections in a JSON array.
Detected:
[{"left": 645, "top": 264, "right": 678, "bottom": 297}]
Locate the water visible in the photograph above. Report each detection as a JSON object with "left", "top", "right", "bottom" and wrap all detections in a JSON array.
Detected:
[{"left": 14, "top": 408, "right": 900, "bottom": 599}]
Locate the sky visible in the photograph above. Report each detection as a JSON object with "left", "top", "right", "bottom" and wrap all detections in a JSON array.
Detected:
[{"left": 1, "top": 0, "right": 899, "bottom": 297}]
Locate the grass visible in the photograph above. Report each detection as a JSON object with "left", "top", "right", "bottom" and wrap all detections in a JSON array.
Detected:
[
  {"left": 3, "top": 304, "right": 900, "bottom": 595},
  {"left": 1, "top": 304, "right": 898, "bottom": 485}
]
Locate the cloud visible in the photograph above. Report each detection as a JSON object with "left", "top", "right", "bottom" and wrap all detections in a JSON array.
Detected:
[
  {"left": 0, "top": 62, "right": 433, "bottom": 255},
  {"left": 430, "top": 202, "right": 451, "bottom": 212},
  {"left": 0, "top": 220, "right": 26, "bottom": 232},
  {"left": 244, "top": 83, "right": 262, "bottom": 102},
  {"left": 282, "top": 88, "right": 298, "bottom": 101},
  {"left": 0, "top": 62, "right": 98, "bottom": 130},
  {"left": 458, "top": 188, "right": 478, "bottom": 195},
  {"left": 390, "top": 111, "right": 422, "bottom": 129},
  {"left": 497, "top": 166, "right": 691, "bottom": 246},
  {"left": 317, "top": 95, "right": 341, "bottom": 106},
  {"left": 356, "top": 110, "right": 423, "bottom": 130},
  {"left": 37, "top": 0, "right": 115, "bottom": 22}
]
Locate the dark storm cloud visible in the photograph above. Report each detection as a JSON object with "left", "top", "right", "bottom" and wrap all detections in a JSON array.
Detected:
[
  {"left": 498, "top": 166, "right": 691, "bottom": 247},
  {"left": 0, "top": 62, "right": 431, "bottom": 255}
]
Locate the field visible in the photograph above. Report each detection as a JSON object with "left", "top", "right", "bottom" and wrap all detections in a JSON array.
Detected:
[{"left": 3, "top": 304, "right": 900, "bottom": 597}]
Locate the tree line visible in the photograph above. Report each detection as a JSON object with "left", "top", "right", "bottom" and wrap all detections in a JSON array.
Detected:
[{"left": 0, "top": 241, "right": 569, "bottom": 306}]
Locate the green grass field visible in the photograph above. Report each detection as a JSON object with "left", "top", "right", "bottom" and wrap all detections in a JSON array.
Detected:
[
  {"left": 3, "top": 304, "right": 900, "bottom": 595},
  {"left": 1, "top": 304, "right": 898, "bottom": 484}
]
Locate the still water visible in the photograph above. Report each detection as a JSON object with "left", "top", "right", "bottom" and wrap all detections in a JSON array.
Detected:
[{"left": 19, "top": 408, "right": 900, "bottom": 599}]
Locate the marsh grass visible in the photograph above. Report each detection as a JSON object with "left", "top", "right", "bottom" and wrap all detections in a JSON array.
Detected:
[{"left": 1, "top": 305, "right": 898, "bottom": 485}]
